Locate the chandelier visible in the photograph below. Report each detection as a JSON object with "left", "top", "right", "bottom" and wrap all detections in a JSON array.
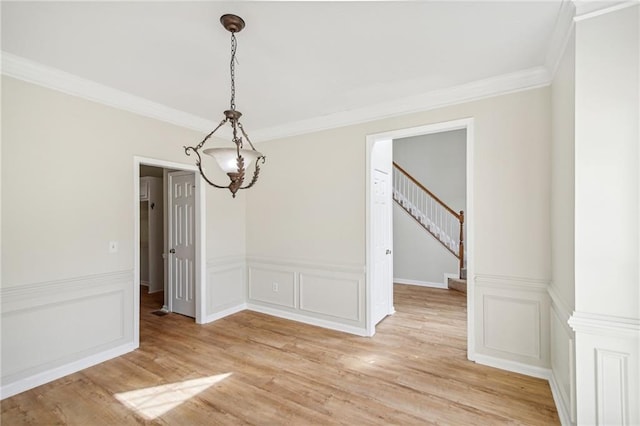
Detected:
[{"left": 185, "top": 14, "right": 265, "bottom": 198}]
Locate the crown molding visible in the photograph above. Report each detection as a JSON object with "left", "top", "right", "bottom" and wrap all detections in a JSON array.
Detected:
[
  {"left": 545, "top": 0, "right": 576, "bottom": 78},
  {"left": 1, "top": 51, "right": 215, "bottom": 133},
  {"left": 2, "top": 51, "right": 551, "bottom": 143},
  {"left": 250, "top": 66, "right": 551, "bottom": 142},
  {"left": 573, "top": 0, "right": 638, "bottom": 21}
]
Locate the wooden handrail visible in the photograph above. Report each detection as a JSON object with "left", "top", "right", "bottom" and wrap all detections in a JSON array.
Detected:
[
  {"left": 458, "top": 210, "right": 465, "bottom": 276},
  {"left": 393, "top": 162, "right": 460, "bottom": 219}
]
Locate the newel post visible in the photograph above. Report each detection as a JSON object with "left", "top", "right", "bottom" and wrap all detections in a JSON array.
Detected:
[{"left": 458, "top": 210, "right": 465, "bottom": 279}]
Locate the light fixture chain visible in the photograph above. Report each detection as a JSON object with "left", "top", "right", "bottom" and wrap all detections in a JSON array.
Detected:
[
  {"left": 186, "top": 14, "right": 265, "bottom": 198},
  {"left": 230, "top": 32, "right": 237, "bottom": 111}
]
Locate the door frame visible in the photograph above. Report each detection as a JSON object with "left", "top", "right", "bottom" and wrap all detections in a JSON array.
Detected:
[
  {"left": 133, "top": 156, "right": 206, "bottom": 347},
  {"left": 365, "top": 118, "right": 475, "bottom": 361}
]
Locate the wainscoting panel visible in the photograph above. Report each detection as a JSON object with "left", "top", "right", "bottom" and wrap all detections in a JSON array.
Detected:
[
  {"left": 248, "top": 266, "right": 296, "bottom": 308},
  {"left": 474, "top": 274, "right": 550, "bottom": 374},
  {"left": 205, "top": 256, "right": 246, "bottom": 322},
  {"left": 483, "top": 295, "right": 541, "bottom": 358},
  {"left": 548, "top": 285, "right": 576, "bottom": 425},
  {"left": 596, "top": 349, "right": 629, "bottom": 425},
  {"left": 1, "top": 270, "right": 135, "bottom": 399},
  {"left": 299, "top": 273, "right": 360, "bottom": 321},
  {"left": 247, "top": 257, "right": 366, "bottom": 335},
  {"left": 570, "top": 312, "right": 639, "bottom": 425}
]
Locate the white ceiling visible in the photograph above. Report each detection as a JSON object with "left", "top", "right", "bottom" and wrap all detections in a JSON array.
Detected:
[{"left": 2, "top": 1, "right": 566, "bottom": 140}]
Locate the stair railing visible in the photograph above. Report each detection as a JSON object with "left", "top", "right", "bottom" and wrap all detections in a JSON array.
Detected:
[{"left": 392, "top": 162, "right": 465, "bottom": 277}]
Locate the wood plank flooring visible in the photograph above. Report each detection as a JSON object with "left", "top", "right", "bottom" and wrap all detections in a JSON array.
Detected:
[{"left": 2, "top": 285, "right": 559, "bottom": 425}]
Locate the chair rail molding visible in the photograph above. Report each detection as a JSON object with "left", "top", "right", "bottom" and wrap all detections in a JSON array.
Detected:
[{"left": 569, "top": 312, "right": 640, "bottom": 339}]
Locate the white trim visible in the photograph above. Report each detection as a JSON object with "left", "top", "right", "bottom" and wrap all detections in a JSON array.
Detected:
[
  {"left": 473, "top": 353, "right": 551, "bottom": 380},
  {"left": 246, "top": 303, "right": 368, "bottom": 337},
  {"left": 475, "top": 274, "right": 549, "bottom": 292},
  {"left": 573, "top": 0, "right": 638, "bottom": 21},
  {"left": 394, "top": 278, "right": 447, "bottom": 289},
  {"left": 246, "top": 255, "right": 364, "bottom": 275},
  {"left": 0, "top": 270, "right": 133, "bottom": 303},
  {"left": 252, "top": 68, "right": 548, "bottom": 142},
  {"left": 1, "top": 52, "right": 213, "bottom": 133},
  {"left": 0, "top": 342, "right": 135, "bottom": 400},
  {"left": 549, "top": 371, "right": 574, "bottom": 426},
  {"left": 465, "top": 120, "right": 476, "bottom": 363},
  {"left": 207, "top": 255, "right": 246, "bottom": 269},
  {"left": 568, "top": 311, "right": 640, "bottom": 338},
  {"left": 1, "top": 52, "right": 549, "bottom": 143},
  {"left": 203, "top": 303, "right": 247, "bottom": 324},
  {"left": 546, "top": 0, "right": 576, "bottom": 78},
  {"left": 366, "top": 118, "right": 475, "bottom": 355}
]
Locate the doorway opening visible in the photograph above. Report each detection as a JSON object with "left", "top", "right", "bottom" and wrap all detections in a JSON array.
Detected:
[
  {"left": 365, "top": 118, "right": 475, "bottom": 361},
  {"left": 133, "top": 156, "right": 206, "bottom": 348}
]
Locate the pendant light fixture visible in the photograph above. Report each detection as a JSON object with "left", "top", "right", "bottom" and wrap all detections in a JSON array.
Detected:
[{"left": 185, "top": 14, "right": 265, "bottom": 198}]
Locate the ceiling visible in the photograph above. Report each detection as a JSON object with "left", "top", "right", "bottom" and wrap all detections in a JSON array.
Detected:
[{"left": 1, "top": 1, "right": 565, "bottom": 140}]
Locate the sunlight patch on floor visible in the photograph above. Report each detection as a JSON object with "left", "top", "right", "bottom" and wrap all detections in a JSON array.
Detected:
[{"left": 114, "top": 373, "right": 232, "bottom": 420}]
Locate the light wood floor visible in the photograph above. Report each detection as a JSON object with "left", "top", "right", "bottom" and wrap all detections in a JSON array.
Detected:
[{"left": 2, "top": 285, "right": 559, "bottom": 425}]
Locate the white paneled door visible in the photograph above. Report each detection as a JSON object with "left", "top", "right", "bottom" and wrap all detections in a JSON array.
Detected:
[
  {"left": 372, "top": 139, "right": 393, "bottom": 326},
  {"left": 168, "top": 171, "right": 196, "bottom": 318}
]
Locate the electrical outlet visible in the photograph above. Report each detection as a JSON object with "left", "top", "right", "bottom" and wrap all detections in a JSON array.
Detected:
[
  {"left": 272, "top": 282, "right": 279, "bottom": 292},
  {"left": 108, "top": 241, "right": 119, "bottom": 253}
]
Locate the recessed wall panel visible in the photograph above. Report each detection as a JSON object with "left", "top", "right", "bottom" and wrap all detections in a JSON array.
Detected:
[
  {"left": 299, "top": 274, "right": 360, "bottom": 321},
  {"left": 596, "top": 349, "right": 629, "bottom": 426},
  {"left": 483, "top": 295, "right": 541, "bottom": 358},
  {"left": 248, "top": 267, "right": 295, "bottom": 308},
  {"left": 207, "top": 265, "right": 245, "bottom": 312}
]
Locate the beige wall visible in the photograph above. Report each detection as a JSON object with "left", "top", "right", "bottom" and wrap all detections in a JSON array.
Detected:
[
  {"left": 1, "top": 76, "right": 246, "bottom": 287},
  {"left": 247, "top": 87, "right": 551, "bottom": 281},
  {"left": 574, "top": 6, "right": 639, "bottom": 318},
  {"left": 549, "top": 28, "right": 576, "bottom": 424}
]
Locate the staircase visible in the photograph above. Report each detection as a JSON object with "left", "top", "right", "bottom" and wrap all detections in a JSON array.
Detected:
[{"left": 392, "top": 162, "right": 466, "bottom": 288}]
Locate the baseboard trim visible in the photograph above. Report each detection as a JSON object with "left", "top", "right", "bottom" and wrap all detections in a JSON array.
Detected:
[
  {"left": 0, "top": 342, "right": 137, "bottom": 400},
  {"left": 203, "top": 303, "right": 247, "bottom": 324},
  {"left": 247, "top": 303, "right": 368, "bottom": 337},
  {"left": 394, "top": 278, "right": 447, "bottom": 289},
  {"left": 549, "top": 371, "right": 573, "bottom": 426},
  {"left": 473, "top": 354, "right": 551, "bottom": 380}
]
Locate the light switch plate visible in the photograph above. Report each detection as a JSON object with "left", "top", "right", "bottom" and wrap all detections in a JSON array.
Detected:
[{"left": 108, "top": 241, "right": 118, "bottom": 253}]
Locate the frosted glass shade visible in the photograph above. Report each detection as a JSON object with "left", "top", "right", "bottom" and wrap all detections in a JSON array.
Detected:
[{"left": 202, "top": 147, "right": 263, "bottom": 174}]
